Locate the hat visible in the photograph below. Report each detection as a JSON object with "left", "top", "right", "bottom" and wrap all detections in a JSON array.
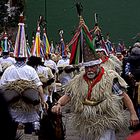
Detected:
[
  {"left": 116, "top": 52, "right": 122, "bottom": 55},
  {"left": 131, "top": 46, "right": 140, "bottom": 55},
  {"left": 133, "top": 42, "right": 140, "bottom": 48},
  {"left": 95, "top": 48, "right": 109, "bottom": 56},
  {"left": 83, "top": 42, "right": 101, "bottom": 66},
  {"left": 14, "top": 13, "right": 28, "bottom": 58},
  {"left": 68, "top": 3, "right": 101, "bottom": 66},
  {"left": 31, "top": 25, "right": 41, "bottom": 57},
  {"left": 82, "top": 17, "right": 102, "bottom": 66}
]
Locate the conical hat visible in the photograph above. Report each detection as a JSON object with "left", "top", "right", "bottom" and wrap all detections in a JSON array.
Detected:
[{"left": 14, "top": 13, "right": 28, "bottom": 58}]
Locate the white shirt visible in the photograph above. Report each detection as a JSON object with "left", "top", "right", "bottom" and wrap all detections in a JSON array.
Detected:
[
  {"left": 44, "top": 59, "right": 58, "bottom": 73},
  {"left": 58, "top": 71, "right": 73, "bottom": 85},
  {"left": 0, "top": 56, "right": 16, "bottom": 65},
  {"left": 0, "top": 64, "right": 42, "bottom": 87},
  {"left": 57, "top": 58, "right": 70, "bottom": 67},
  {"left": 36, "top": 65, "right": 54, "bottom": 79},
  {"left": 0, "top": 64, "right": 2, "bottom": 72}
]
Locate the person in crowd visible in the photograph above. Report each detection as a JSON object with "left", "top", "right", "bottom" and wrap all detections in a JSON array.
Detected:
[
  {"left": 123, "top": 42, "right": 140, "bottom": 131},
  {"left": 0, "top": 90, "right": 17, "bottom": 140},
  {"left": 0, "top": 56, "right": 46, "bottom": 134},
  {"left": 96, "top": 48, "right": 122, "bottom": 75},
  {"left": 0, "top": 31, "right": 16, "bottom": 72},
  {"left": 0, "top": 13, "right": 46, "bottom": 135},
  {"left": 52, "top": 32, "right": 139, "bottom": 140},
  {"left": 44, "top": 53, "right": 58, "bottom": 92},
  {"left": 44, "top": 53, "right": 58, "bottom": 75},
  {"left": 57, "top": 54, "right": 70, "bottom": 67},
  {"left": 27, "top": 56, "right": 55, "bottom": 103}
]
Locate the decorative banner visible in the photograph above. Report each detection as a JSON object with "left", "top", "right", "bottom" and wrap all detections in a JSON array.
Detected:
[{"left": 43, "top": 28, "right": 50, "bottom": 55}]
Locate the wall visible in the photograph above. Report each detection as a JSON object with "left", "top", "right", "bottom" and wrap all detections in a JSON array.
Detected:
[{"left": 25, "top": 0, "right": 140, "bottom": 47}]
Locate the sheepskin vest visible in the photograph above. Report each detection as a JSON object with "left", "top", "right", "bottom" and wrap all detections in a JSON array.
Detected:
[
  {"left": 64, "top": 68, "right": 128, "bottom": 140},
  {"left": 101, "top": 58, "right": 116, "bottom": 71},
  {"left": 2, "top": 80, "right": 39, "bottom": 112}
]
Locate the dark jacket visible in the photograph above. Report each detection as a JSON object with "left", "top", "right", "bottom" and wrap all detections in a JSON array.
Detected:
[{"left": 0, "top": 90, "right": 17, "bottom": 140}]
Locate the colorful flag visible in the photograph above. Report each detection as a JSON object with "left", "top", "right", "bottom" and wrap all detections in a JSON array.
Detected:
[{"left": 43, "top": 28, "right": 50, "bottom": 55}]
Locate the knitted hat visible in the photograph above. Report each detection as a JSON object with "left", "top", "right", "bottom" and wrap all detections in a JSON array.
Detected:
[{"left": 14, "top": 13, "right": 28, "bottom": 58}]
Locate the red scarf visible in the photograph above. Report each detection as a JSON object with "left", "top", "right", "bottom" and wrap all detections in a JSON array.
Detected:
[
  {"left": 101, "top": 56, "right": 109, "bottom": 63},
  {"left": 83, "top": 67, "right": 104, "bottom": 99}
]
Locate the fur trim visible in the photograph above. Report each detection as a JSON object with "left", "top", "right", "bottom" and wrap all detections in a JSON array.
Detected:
[
  {"left": 2, "top": 79, "right": 38, "bottom": 93},
  {"left": 101, "top": 58, "right": 116, "bottom": 71},
  {"left": 110, "top": 54, "right": 122, "bottom": 66},
  {"left": 64, "top": 70, "right": 129, "bottom": 139},
  {"left": 1, "top": 80, "right": 39, "bottom": 112}
]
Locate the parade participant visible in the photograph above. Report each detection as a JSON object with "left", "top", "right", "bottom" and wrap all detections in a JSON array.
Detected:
[
  {"left": 27, "top": 56, "right": 54, "bottom": 103},
  {"left": 116, "top": 52, "right": 124, "bottom": 61},
  {"left": 43, "top": 27, "right": 58, "bottom": 75},
  {"left": 31, "top": 23, "right": 55, "bottom": 102},
  {"left": 57, "top": 54, "right": 70, "bottom": 67},
  {"left": 27, "top": 55, "right": 55, "bottom": 134},
  {"left": 57, "top": 63, "right": 74, "bottom": 85},
  {"left": 0, "top": 14, "right": 46, "bottom": 135},
  {"left": 52, "top": 45, "right": 139, "bottom": 139},
  {"left": 90, "top": 13, "right": 122, "bottom": 75},
  {"left": 52, "top": 3, "right": 139, "bottom": 139},
  {"left": 44, "top": 53, "right": 58, "bottom": 74},
  {"left": 56, "top": 30, "right": 73, "bottom": 85},
  {"left": 52, "top": 43, "right": 139, "bottom": 140},
  {"left": 96, "top": 48, "right": 122, "bottom": 75},
  {"left": 0, "top": 32, "right": 16, "bottom": 72},
  {"left": 123, "top": 42, "right": 140, "bottom": 131},
  {"left": 0, "top": 90, "right": 17, "bottom": 140},
  {"left": 110, "top": 52, "right": 122, "bottom": 67},
  {"left": 44, "top": 53, "right": 58, "bottom": 92}
]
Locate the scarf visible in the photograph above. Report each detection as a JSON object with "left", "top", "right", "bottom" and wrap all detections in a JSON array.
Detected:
[{"left": 83, "top": 67, "right": 104, "bottom": 99}]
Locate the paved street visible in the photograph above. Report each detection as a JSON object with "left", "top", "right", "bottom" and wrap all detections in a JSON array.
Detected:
[
  {"left": 21, "top": 104, "right": 132, "bottom": 140},
  {"left": 62, "top": 104, "right": 132, "bottom": 140}
]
